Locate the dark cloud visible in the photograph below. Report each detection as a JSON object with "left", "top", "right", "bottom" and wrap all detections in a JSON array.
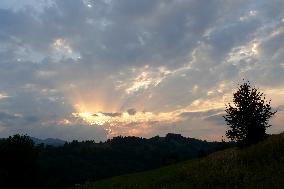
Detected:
[
  {"left": 204, "top": 114, "right": 226, "bottom": 126},
  {"left": 99, "top": 112, "right": 122, "bottom": 117},
  {"left": 127, "top": 108, "right": 136, "bottom": 115},
  {"left": 0, "top": 112, "right": 22, "bottom": 127}
]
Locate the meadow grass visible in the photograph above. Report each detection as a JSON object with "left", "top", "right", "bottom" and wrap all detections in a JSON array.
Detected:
[{"left": 68, "top": 133, "right": 284, "bottom": 189}]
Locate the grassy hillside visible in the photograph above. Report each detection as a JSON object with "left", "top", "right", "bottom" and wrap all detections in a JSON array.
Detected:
[{"left": 69, "top": 133, "right": 284, "bottom": 189}]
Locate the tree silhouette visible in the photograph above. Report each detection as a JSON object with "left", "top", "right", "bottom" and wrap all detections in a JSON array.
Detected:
[
  {"left": 224, "top": 81, "right": 276, "bottom": 146},
  {"left": 0, "top": 134, "right": 38, "bottom": 188}
]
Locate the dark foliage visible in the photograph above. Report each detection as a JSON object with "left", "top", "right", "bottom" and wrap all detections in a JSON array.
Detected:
[
  {"left": 0, "top": 133, "right": 228, "bottom": 189},
  {"left": 37, "top": 133, "right": 220, "bottom": 188},
  {"left": 83, "top": 133, "right": 284, "bottom": 189},
  {"left": 0, "top": 134, "right": 39, "bottom": 189},
  {"left": 224, "top": 81, "right": 276, "bottom": 146}
]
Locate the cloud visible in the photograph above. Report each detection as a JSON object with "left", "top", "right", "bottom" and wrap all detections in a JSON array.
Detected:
[
  {"left": 0, "top": 93, "right": 10, "bottom": 99},
  {"left": 0, "top": 111, "right": 23, "bottom": 127},
  {"left": 0, "top": 0, "right": 284, "bottom": 140},
  {"left": 277, "top": 105, "right": 284, "bottom": 111},
  {"left": 127, "top": 108, "right": 136, "bottom": 115},
  {"left": 99, "top": 112, "right": 122, "bottom": 117}
]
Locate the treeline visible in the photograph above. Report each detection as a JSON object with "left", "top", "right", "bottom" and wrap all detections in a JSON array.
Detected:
[{"left": 0, "top": 133, "right": 233, "bottom": 188}]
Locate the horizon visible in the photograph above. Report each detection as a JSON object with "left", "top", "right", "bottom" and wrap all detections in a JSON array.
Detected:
[
  {"left": 1, "top": 132, "right": 222, "bottom": 143},
  {"left": 3, "top": 133, "right": 226, "bottom": 143},
  {"left": 0, "top": 0, "right": 284, "bottom": 142}
]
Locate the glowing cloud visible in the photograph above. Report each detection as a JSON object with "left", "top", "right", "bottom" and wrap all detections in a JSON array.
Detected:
[
  {"left": 73, "top": 111, "right": 180, "bottom": 126},
  {"left": 50, "top": 38, "right": 80, "bottom": 60},
  {"left": 122, "top": 66, "right": 171, "bottom": 94},
  {"left": 0, "top": 93, "right": 10, "bottom": 100}
]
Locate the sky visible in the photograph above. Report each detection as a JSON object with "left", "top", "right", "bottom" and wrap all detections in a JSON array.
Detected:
[{"left": 0, "top": 0, "right": 284, "bottom": 141}]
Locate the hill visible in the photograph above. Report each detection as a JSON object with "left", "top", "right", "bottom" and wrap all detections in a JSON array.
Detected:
[
  {"left": 37, "top": 133, "right": 222, "bottom": 188},
  {"left": 69, "top": 133, "right": 284, "bottom": 189},
  {"left": 31, "top": 137, "right": 66, "bottom": 146}
]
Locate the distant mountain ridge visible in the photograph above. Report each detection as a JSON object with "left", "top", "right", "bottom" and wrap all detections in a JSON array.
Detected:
[{"left": 31, "top": 137, "right": 66, "bottom": 146}]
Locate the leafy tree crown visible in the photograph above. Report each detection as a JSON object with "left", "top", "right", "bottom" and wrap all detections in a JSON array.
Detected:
[{"left": 223, "top": 81, "right": 276, "bottom": 146}]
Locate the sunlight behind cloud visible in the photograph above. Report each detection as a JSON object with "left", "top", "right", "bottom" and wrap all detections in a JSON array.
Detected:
[
  {"left": 73, "top": 111, "right": 179, "bottom": 126},
  {"left": 72, "top": 110, "right": 181, "bottom": 138},
  {"left": 0, "top": 93, "right": 10, "bottom": 100}
]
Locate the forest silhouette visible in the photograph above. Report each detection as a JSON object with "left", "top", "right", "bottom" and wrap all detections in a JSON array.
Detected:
[{"left": 0, "top": 133, "right": 227, "bottom": 188}]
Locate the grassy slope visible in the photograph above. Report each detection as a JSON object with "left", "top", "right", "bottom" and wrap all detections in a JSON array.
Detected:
[{"left": 71, "top": 133, "right": 284, "bottom": 189}]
